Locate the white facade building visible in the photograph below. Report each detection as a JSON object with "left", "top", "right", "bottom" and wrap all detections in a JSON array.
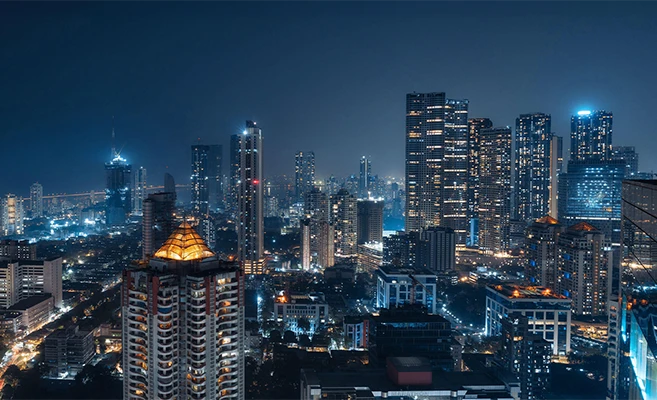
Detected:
[
  {"left": 375, "top": 266, "right": 438, "bottom": 314},
  {"left": 0, "top": 257, "right": 63, "bottom": 308}
]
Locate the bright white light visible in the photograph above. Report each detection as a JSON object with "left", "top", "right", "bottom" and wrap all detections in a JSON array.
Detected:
[
  {"left": 243, "top": 130, "right": 247, "bottom": 135},
  {"left": 577, "top": 110, "right": 591, "bottom": 116}
]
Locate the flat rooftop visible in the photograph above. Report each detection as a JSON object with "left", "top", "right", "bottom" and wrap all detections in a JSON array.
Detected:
[
  {"left": 378, "top": 265, "right": 436, "bottom": 277},
  {"left": 9, "top": 294, "right": 53, "bottom": 310},
  {"left": 488, "top": 284, "right": 568, "bottom": 300}
]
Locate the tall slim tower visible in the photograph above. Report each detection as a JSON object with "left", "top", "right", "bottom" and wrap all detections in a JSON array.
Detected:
[
  {"left": 405, "top": 92, "right": 446, "bottom": 232},
  {"left": 163, "top": 173, "right": 176, "bottom": 201},
  {"left": 191, "top": 145, "right": 210, "bottom": 216},
  {"left": 359, "top": 156, "right": 371, "bottom": 198},
  {"left": 236, "top": 121, "right": 264, "bottom": 274},
  {"left": 141, "top": 192, "right": 175, "bottom": 260},
  {"left": 548, "top": 135, "right": 563, "bottom": 219},
  {"left": 1, "top": 194, "right": 24, "bottom": 236},
  {"left": 105, "top": 146, "right": 132, "bottom": 226},
  {"left": 132, "top": 167, "right": 147, "bottom": 215},
  {"left": 207, "top": 145, "right": 223, "bottom": 211},
  {"left": 305, "top": 187, "right": 331, "bottom": 267},
  {"left": 356, "top": 199, "right": 383, "bottom": 244},
  {"left": 331, "top": 189, "right": 357, "bottom": 258},
  {"left": 295, "top": 151, "right": 316, "bottom": 202},
  {"left": 30, "top": 182, "right": 43, "bottom": 219},
  {"left": 479, "top": 127, "right": 512, "bottom": 254},
  {"left": 229, "top": 134, "right": 241, "bottom": 216},
  {"left": 570, "top": 110, "right": 613, "bottom": 162},
  {"left": 514, "top": 113, "right": 552, "bottom": 222},
  {"left": 443, "top": 99, "right": 469, "bottom": 246},
  {"left": 467, "top": 118, "right": 493, "bottom": 247}
]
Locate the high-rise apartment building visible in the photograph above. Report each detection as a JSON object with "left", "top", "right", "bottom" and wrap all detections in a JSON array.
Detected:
[
  {"left": 236, "top": 121, "right": 264, "bottom": 274},
  {"left": 141, "top": 192, "right": 176, "bottom": 260},
  {"left": 132, "top": 166, "right": 147, "bottom": 215},
  {"left": 525, "top": 216, "right": 564, "bottom": 289},
  {"left": 467, "top": 118, "right": 493, "bottom": 247},
  {"left": 191, "top": 144, "right": 222, "bottom": 215},
  {"left": 612, "top": 146, "right": 639, "bottom": 176},
  {"left": 105, "top": 153, "right": 132, "bottom": 226},
  {"left": 229, "top": 135, "right": 241, "bottom": 215},
  {"left": 478, "top": 127, "right": 512, "bottom": 254},
  {"left": 331, "top": 189, "right": 357, "bottom": 258},
  {"left": 356, "top": 199, "right": 383, "bottom": 244},
  {"left": 420, "top": 226, "right": 456, "bottom": 272},
  {"left": 1, "top": 194, "right": 24, "bottom": 236},
  {"left": 443, "top": 99, "right": 469, "bottom": 245},
  {"left": 122, "top": 223, "right": 244, "bottom": 400},
  {"left": 0, "top": 257, "right": 63, "bottom": 308},
  {"left": 548, "top": 136, "right": 563, "bottom": 219},
  {"left": 557, "top": 222, "right": 613, "bottom": 316},
  {"left": 30, "top": 182, "right": 43, "bottom": 218},
  {"left": 0, "top": 240, "right": 36, "bottom": 260},
  {"left": 570, "top": 110, "right": 613, "bottom": 162},
  {"left": 163, "top": 173, "right": 176, "bottom": 200},
  {"left": 383, "top": 231, "right": 421, "bottom": 268},
  {"left": 295, "top": 151, "right": 315, "bottom": 202},
  {"left": 303, "top": 187, "right": 333, "bottom": 268},
  {"left": 405, "top": 92, "right": 445, "bottom": 232},
  {"left": 515, "top": 113, "right": 552, "bottom": 222},
  {"left": 359, "top": 156, "right": 371, "bottom": 198}
]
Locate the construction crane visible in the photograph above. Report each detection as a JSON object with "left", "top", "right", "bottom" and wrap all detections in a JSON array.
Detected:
[{"left": 408, "top": 274, "right": 428, "bottom": 305}]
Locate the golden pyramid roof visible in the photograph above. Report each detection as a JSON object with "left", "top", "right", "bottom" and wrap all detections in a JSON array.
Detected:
[
  {"left": 153, "top": 222, "right": 216, "bottom": 261},
  {"left": 569, "top": 221, "right": 598, "bottom": 232},
  {"left": 536, "top": 215, "right": 559, "bottom": 225}
]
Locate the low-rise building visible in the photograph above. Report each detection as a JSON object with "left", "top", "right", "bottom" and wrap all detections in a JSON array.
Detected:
[
  {"left": 275, "top": 293, "right": 329, "bottom": 336},
  {"left": 358, "top": 242, "right": 383, "bottom": 274},
  {"left": 375, "top": 266, "right": 437, "bottom": 314},
  {"left": 3, "top": 294, "right": 54, "bottom": 334},
  {"left": 343, "top": 315, "right": 369, "bottom": 349},
  {"left": 45, "top": 325, "right": 95, "bottom": 378}
]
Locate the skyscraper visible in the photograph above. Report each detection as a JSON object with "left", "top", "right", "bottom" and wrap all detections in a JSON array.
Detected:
[
  {"left": 29, "top": 183, "right": 43, "bottom": 219},
  {"left": 105, "top": 152, "right": 132, "bottom": 226},
  {"left": 356, "top": 199, "right": 383, "bottom": 244},
  {"left": 191, "top": 144, "right": 221, "bottom": 216},
  {"left": 229, "top": 134, "right": 241, "bottom": 215},
  {"left": 612, "top": 146, "right": 639, "bottom": 176},
  {"left": 405, "top": 92, "right": 445, "bottom": 232},
  {"left": 163, "top": 173, "right": 176, "bottom": 200},
  {"left": 525, "top": 216, "right": 564, "bottom": 289},
  {"left": 141, "top": 192, "right": 176, "bottom": 260},
  {"left": 359, "top": 156, "right": 371, "bottom": 198},
  {"left": 515, "top": 113, "right": 552, "bottom": 222},
  {"left": 304, "top": 187, "right": 333, "bottom": 268},
  {"left": 331, "top": 189, "right": 357, "bottom": 258},
  {"left": 295, "top": 151, "right": 315, "bottom": 202},
  {"left": 208, "top": 145, "right": 223, "bottom": 211},
  {"left": 478, "top": 127, "right": 512, "bottom": 254},
  {"left": 570, "top": 110, "right": 613, "bottom": 162},
  {"left": 467, "top": 118, "right": 493, "bottom": 247},
  {"left": 236, "top": 121, "right": 264, "bottom": 274},
  {"left": 122, "top": 223, "right": 244, "bottom": 400},
  {"left": 132, "top": 166, "right": 147, "bottom": 215},
  {"left": 443, "top": 99, "right": 469, "bottom": 246},
  {"left": 420, "top": 226, "right": 456, "bottom": 272},
  {"left": 548, "top": 136, "right": 563, "bottom": 219}
]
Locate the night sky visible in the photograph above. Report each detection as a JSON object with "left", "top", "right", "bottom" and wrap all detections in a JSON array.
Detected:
[{"left": 2, "top": 2, "right": 657, "bottom": 195}]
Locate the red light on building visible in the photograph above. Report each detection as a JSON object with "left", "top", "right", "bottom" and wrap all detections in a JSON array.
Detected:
[{"left": 253, "top": 179, "right": 260, "bottom": 185}]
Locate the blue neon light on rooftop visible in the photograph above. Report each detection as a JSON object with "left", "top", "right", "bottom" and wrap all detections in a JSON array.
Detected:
[{"left": 577, "top": 110, "right": 591, "bottom": 116}]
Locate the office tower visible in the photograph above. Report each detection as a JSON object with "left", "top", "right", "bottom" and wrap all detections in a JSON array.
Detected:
[
  {"left": 191, "top": 145, "right": 210, "bottom": 215},
  {"left": 105, "top": 151, "right": 132, "bottom": 226},
  {"left": 359, "top": 156, "right": 371, "bottom": 198},
  {"left": 405, "top": 92, "right": 445, "bottom": 232},
  {"left": 443, "top": 99, "right": 469, "bottom": 245},
  {"left": 331, "top": 189, "right": 357, "bottom": 258},
  {"left": 501, "top": 314, "right": 551, "bottom": 400},
  {"left": 301, "top": 219, "right": 311, "bottom": 270},
  {"left": 122, "top": 223, "right": 244, "bottom": 400},
  {"left": 1, "top": 194, "right": 24, "bottom": 236},
  {"left": 132, "top": 166, "right": 147, "bottom": 215},
  {"left": 420, "top": 226, "right": 456, "bottom": 272},
  {"left": 525, "top": 216, "right": 564, "bottom": 289},
  {"left": 45, "top": 325, "right": 94, "bottom": 378},
  {"left": 515, "top": 113, "right": 552, "bottom": 222},
  {"left": 0, "top": 240, "right": 36, "bottom": 260},
  {"left": 208, "top": 145, "right": 223, "bottom": 211},
  {"left": 163, "top": 173, "right": 176, "bottom": 200},
  {"left": 485, "top": 284, "right": 571, "bottom": 355},
  {"left": 557, "top": 222, "right": 613, "bottom": 316},
  {"left": 295, "top": 151, "right": 315, "bottom": 202},
  {"left": 317, "top": 221, "right": 335, "bottom": 268},
  {"left": 356, "top": 199, "right": 383, "bottom": 244},
  {"left": 467, "top": 118, "right": 493, "bottom": 247},
  {"left": 558, "top": 160, "right": 625, "bottom": 246},
  {"left": 612, "top": 146, "right": 639, "bottom": 176},
  {"left": 570, "top": 110, "right": 613, "bottom": 162},
  {"left": 142, "top": 192, "right": 176, "bottom": 260},
  {"left": 236, "top": 121, "right": 264, "bottom": 274},
  {"left": 383, "top": 231, "right": 421, "bottom": 268},
  {"left": 0, "top": 257, "right": 63, "bottom": 308},
  {"left": 30, "top": 182, "right": 43, "bottom": 218},
  {"left": 305, "top": 187, "right": 330, "bottom": 257},
  {"left": 548, "top": 136, "right": 563, "bottom": 219},
  {"left": 229, "top": 134, "right": 241, "bottom": 215},
  {"left": 478, "top": 127, "right": 512, "bottom": 254}
]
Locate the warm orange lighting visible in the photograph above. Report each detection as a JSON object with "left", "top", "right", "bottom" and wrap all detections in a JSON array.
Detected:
[{"left": 154, "top": 222, "right": 216, "bottom": 261}]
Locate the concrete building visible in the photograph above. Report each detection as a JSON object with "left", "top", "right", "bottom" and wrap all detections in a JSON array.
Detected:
[
  {"left": 141, "top": 192, "right": 176, "bottom": 260},
  {"left": 612, "top": 146, "right": 639, "bottom": 176},
  {"left": 30, "top": 182, "right": 43, "bottom": 218},
  {"left": 359, "top": 156, "right": 371, "bottom": 198},
  {"left": 570, "top": 110, "right": 613, "bottom": 162},
  {"left": 105, "top": 148, "right": 132, "bottom": 226},
  {"left": 467, "top": 117, "right": 493, "bottom": 247},
  {"left": 421, "top": 226, "right": 456, "bottom": 272},
  {"left": 485, "top": 284, "right": 571, "bottom": 355},
  {"left": 1, "top": 194, "right": 24, "bottom": 236},
  {"left": 132, "top": 166, "right": 147, "bottom": 215},
  {"left": 274, "top": 293, "right": 328, "bottom": 336},
  {"left": 4, "top": 294, "right": 54, "bottom": 334},
  {"left": 0, "top": 257, "right": 63, "bottom": 308},
  {"left": 331, "top": 189, "right": 357, "bottom": 259},
  {"left": 383, "top": 231, "right": 421, "bottom": 268},
  {"left": 295, "top": 151, "right": 315, "bottom": 202},
  {"left": 45, "top": 325, "right": 95, "bottom": 378},
  {"left": 343, "top": 315, "right": 369, "bottom": 349},
  {"left": 525, "top": 216, "right": 564, "bottom": 289},
  {"left": 548, "top": 136, "right": 563, "bottom": 219},
  {"left": 0, "top": 239, "right": 36, "bottom": 260},
  {"left": 357, "top": 199, "right": 383, "bottom": 244},
  {"left": 375, "top": 266, "right": 438, "bottom": 314},
  {"left": 122, "top": 222, "right": 244, "bottom": 400},
  {"left": 357, "top": 242, "right": 383, "bottom": 274}
]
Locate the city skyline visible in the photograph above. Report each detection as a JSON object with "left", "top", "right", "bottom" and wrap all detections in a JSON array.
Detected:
[{"left": 2, "top": 2, "right": 657, "bottom": 194}]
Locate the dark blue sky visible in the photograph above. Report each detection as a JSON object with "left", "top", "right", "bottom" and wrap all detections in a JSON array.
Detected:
[{"left": 2, "top": 2, "right": 656, "bottom": 195}]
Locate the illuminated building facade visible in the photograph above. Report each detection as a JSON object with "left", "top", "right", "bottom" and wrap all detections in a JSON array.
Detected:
[
  {"left": 357, "top": 242, "right": 383, "bottom": 274},
  {"left": 383, "top": 231, "right": 420, "bottom": 268},
  {"left": 556, "top": 222, "right": 614, "bottom": 316},
  {"left": 132, "top": 166, "right": 147, "bottom": 215},
  {"left": 485, "top": 284, "right": 571, "bottom": 355},
  {"left": 142, "top": 192, "right": 176, "bottom": 260},
  {"left": 191, "top": 144, "right": 222, "bottom": 215},
  {"left": 356, "top": 199, "right": 383, "bottom": 244},
  {"left": 421, "top": 226, "right": 456, "bottom": 272},
  {"left": 478, "top": 127, "right": 512, "bottom": 254},
  {"left": 375, "top": 266, "right": 437, "bottom": 314},
  {"left": 105, "top": 154, "right": 132, "bottom": 226},
  {"left": 467, "top": 117, "right": 493, "bottom": 247},
  {"left": 549, "top": 135, "right": 563, "bottom": 219},
  {"left": 0, "top": 257, "right": 63, "bottom": 308},
  {"left": 612, "top": 146, "right": 639, "bottom": 176},
  {"left": 331, "top": 189, "right": 357, "bottom": 258},
  {"left": 443, "top": 99, "right": 469, "bottom": 245},
  {"left": 275, "top": 293, "right": 328, "bottom": 336},
  {"left": 0, "top": 240, "right": 36, "bottom": 260},
  {"left": 30, "top": 182, "right": 43, "bottom": 218},
  {"left": 236, "top": 121, "right": 264, "bottom": 274},
  {"left": 295, "top": 151, "right": 315, "bottom": 202},
  {"left": 570, "top": 110, "right": 613, "bottom": 162},
  {"left": 122, "top": 223, "right": 244, "bottom": 400},
  {"left": 525, "top": 216, "right": 564, "bottom": 289},
  {"left": 1, "top": 194, "right": 24, "bottom": 236},
  {"left": 514, "top": 113, "right": 552, "bottom": 222},
  {"left": 359, "top": 156, "right": 371, "bottom": 198}
]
